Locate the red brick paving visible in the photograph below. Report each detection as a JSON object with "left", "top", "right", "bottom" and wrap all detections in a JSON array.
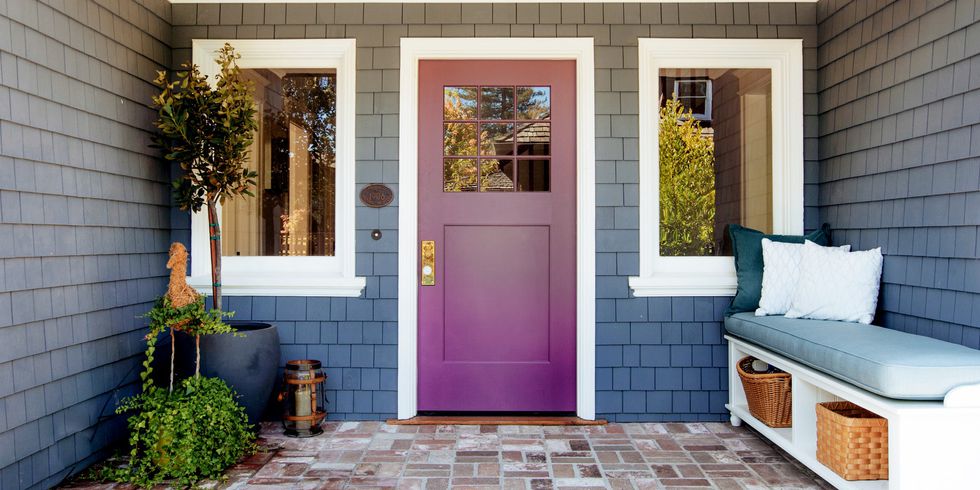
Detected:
[{"left": 64, "top": 421, "right": 832, "bottom": 489}]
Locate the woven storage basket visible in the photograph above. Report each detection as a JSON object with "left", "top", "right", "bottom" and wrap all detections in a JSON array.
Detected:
[
  {"left": 816, "top": 401, "right": 888, "bottom": 481},
  {"left": 736, "top": 356, "right": 792, "bottom": 428}
]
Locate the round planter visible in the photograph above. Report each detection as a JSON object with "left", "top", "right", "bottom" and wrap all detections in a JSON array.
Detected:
[{"left": 174, "top": 322, "right": 280, "bottom": 426}]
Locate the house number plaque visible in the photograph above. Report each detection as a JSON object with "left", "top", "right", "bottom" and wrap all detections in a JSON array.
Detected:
[{"left": 360, "top": 184, "right": 394, "bottom": 208}]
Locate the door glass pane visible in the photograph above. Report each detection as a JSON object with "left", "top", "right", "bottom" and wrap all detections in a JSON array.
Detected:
[
  {"left": 481, "top": 158, "right": 515, "bottom": 191},
  {"left": 444, "top": 86, "right": 478, "bottom": 120},
  {"left": 516, "top": 122, "right": 550, "bottom": 156},
  {"left": 444, "top": 158, "right": 478, "bottom": 192},
  {"left": 443, "top": 85, "right": 554, "bottom": 193},
  {"left": 516, "top": 87, "right": 550, "bottom": 120},
  {"left": 659, "top": 68, "right": 773, "bottom": 257},
  {"left": 223, "top": 70, "right": 337, "bottom": 257},
  {"left": 480, "top": 87, "right": 515, "bottom": 120},
  {"left": 479, "top": 123, "right": 515, "bottom": 156},
  {"left": 516, "top": 159, "right": 550, "bottom": 192},
  {"left": 444, "top": 123, "right": 477, "bottom": 156}
]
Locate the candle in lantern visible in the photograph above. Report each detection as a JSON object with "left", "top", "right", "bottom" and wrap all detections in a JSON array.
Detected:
[{"left": 295, "top": 384, "right": 311, "bottom": 430}]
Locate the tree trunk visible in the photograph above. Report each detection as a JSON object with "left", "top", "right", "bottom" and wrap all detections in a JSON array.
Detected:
[
  {"left": 195, "top": 335, "right": 201, "bottom": 377},
  {"left": 169, "top": 327, "right": 175, "bottom": 392},
  {"left": 207, "top": 200, "right": 222, "bottom": 311}
]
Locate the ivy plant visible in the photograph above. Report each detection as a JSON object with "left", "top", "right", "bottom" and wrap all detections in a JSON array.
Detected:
[{"left": 98, "top": 297, "right": 254, "bottom": 488}]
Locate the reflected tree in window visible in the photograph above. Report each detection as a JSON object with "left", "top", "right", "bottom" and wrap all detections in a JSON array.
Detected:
[
  {"left": 269, "top": 74, "right": 336, "bottom": 256},
  {"left": 659, "top": 97, "right": 716, "bottom": 256},
  {"left": 443, "top": 88, "right": 479, "bottom": 191}
]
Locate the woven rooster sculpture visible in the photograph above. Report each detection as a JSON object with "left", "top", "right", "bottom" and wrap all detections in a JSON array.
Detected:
[{"left": 166, "top": 242, "right": 199, "bottom": 309}]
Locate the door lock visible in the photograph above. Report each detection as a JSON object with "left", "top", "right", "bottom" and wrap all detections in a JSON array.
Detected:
[{"left": 421, "top": 240, "right": 435, "bottom": 286}]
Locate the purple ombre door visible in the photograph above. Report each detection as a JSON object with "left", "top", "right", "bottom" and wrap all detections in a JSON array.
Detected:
[{"left": 417, "top": 60, "right": 577, "bottom": 412}]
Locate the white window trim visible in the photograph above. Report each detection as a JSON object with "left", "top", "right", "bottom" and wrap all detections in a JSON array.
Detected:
[
  {"left": 188, "top": 39, "right": 365, "bottom": 297},
  {"left": 397, "top": 38, "right": 596, "bottom": 420},
  {"left": 629, "top": 38, "right": 804, "bottom": 297}
]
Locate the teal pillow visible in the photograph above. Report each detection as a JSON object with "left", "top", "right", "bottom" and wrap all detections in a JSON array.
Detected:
[{"left": 726, "top": 224, "right": 832, "bottom": 315}]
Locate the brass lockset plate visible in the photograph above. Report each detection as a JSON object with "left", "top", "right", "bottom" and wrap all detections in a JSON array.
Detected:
[{"left": 420, "top": 240, "right": 435, "bottom": 286}]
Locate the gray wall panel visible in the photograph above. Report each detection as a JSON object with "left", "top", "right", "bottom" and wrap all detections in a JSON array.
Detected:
[
  {"left": 816, "top": 0, "right": 980, "bottom": 347},
  {"left": 0, "top": 0, "right": 173, "bottom": 488},
  {"left": 169, "top": 2, "right": 821, "bottom": 424}
]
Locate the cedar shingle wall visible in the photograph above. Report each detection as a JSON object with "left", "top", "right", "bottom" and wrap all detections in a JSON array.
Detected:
[
  {"left": 169, "top": 2, "right": 822, "bottom": 424},
  {"left": 0, "top": 0, "right": 172, "bottom": 488},
  {"left": 816, "top": 0, "right": 980, "bottom": 347}
]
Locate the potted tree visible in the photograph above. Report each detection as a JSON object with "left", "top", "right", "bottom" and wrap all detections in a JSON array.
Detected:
[
  {"left": 103, "top": 244, "right": 254, "bottom": 487},
  {"left": 152, "top": 44, "right": 279, "bottom": 424}
]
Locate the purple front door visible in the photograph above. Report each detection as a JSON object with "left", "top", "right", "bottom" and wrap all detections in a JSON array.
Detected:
[{"left": 418, "top": 60, "right": 577, "bottom": 412}]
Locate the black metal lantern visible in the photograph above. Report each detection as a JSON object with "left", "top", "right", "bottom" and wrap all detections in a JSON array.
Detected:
[{"left": 281, "top": 359, "right": 326, "bottom": 437}]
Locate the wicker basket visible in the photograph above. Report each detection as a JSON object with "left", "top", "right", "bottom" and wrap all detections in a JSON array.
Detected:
[
  {"left": 736, "top": 356, "right": 792, "bottom": 428},
  {"left": 816, "top": 401, "right": 888, "bottom": 481}
]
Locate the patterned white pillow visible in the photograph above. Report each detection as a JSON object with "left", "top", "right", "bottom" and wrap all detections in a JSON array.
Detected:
[
  {"left": 785, "top": 240, "right": 883, "bottom": 324},
  {"left": 755, "top": 239, "right": 850, "bottom": 316}
]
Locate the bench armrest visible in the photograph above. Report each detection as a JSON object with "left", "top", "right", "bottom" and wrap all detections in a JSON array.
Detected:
[{"left": 945, "top": 383, "right": 980, "bottom": 408}]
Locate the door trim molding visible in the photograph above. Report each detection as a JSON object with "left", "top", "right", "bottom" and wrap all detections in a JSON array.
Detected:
[{"left": 397, "top": 38, "right": 596, "bottom": 420}]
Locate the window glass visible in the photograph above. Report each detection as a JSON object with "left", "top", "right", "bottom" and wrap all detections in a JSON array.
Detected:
[
  {"left": 659, "top": 68, "right": 773, "bottom": 257},
  {"left": 443, "top": 86, "right": 551, "bottom": 193},
  {"left": 223, "top": 70, "right": 337, "bottom": 257}
]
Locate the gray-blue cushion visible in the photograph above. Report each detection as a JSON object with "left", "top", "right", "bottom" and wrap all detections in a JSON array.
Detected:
[{"left": 725, "top": 313, "right": 980, "bottom": 400}]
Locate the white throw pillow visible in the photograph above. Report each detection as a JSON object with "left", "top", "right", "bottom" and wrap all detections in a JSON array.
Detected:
[
  {"left": 755, "top": 239, "right": 850, "bottom": 316},
  {"left": 785, "top": 240, "right": 883, "bottom": 324}
]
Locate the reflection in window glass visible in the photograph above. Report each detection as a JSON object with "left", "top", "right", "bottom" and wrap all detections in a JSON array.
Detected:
[
  {"left": 516, "top": 122, "right": 550, "bottom": 156},
  {"left": 444, "top": 123, "right": 477, "bottom": 156},
  {"left": 659, "top": 68, "right": 772, "bottom": 257},
  {"left": 479, "top": 123, "right": 514, "bottom": 156},
  {"left": 481, "top": 159, "right": 515, "bottom": 191},
  {"left": 517, "top": 87, "right": 551, "bottom": 120},
  {"left": 444, "top": 86, "right": 478, "bottom": 120},
  {"left": 223, "top": 70, "right": 337, "bottom": 257},
  {"left": 480, "top": 87, "right": 515, "bottom": 120},
  {"left": 516, "top": 160, "right": 550, "bottom": 192},
  {"left": 443, "top": 85, "right": 551, "bottom": 192},
  {"left": 444, "top": 158, "right": 478, "bottom": 192}
]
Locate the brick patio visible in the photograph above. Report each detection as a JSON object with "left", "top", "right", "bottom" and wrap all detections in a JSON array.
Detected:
[{"left": 67, "top": 421, "right": 830, "bottom": 489}]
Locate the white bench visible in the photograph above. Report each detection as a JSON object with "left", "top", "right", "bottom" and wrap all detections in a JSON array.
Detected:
[{"left": 726, "top": 335, "right": 980, "bottom": 490}]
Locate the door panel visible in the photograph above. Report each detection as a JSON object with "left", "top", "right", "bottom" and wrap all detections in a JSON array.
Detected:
[{"left": 418, "top": 60, "right": 576, "bottom": 412}]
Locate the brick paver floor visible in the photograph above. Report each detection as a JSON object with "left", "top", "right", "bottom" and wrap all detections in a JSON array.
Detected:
[{"left": 68, "top": 421, "right": 832, "bottom": 489}]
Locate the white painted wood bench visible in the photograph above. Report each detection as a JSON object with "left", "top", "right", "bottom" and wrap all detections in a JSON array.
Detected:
[{"left": 726, "top": 335, "right": 980, "bottom": 490}]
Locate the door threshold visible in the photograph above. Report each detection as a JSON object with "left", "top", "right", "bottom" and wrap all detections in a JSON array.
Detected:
[{"left": 387, "top": 415, "right": 607, "bottom": 426}]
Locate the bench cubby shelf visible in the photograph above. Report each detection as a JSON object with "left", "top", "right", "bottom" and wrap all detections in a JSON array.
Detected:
[{"left": 726, "top": 335, "right": 980, "bottom": 490}]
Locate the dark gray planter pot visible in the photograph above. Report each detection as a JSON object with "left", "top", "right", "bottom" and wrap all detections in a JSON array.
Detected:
[{"left": 173, "top": 322, "right": 280, "bottom": 426}]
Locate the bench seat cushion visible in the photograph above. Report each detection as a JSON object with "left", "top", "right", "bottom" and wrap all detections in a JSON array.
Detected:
[{"left": 725, "top": 313, "right": 980, "bottom": 400}]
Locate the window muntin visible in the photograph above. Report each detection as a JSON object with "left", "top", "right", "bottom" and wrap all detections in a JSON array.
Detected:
[
  {"left": 223, "top": 71, "right": 337, "bottom": 258},
  {"left": 442, "top": 86, "right": 551, "bottom": 192},
  {"left": 659, "top": 68, "right": 773, "bottom": 257}
]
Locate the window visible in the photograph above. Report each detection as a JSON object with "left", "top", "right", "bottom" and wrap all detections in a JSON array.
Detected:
[
  {"left": 630, "top": 39, "right": 803, "bottom": 297},
  {"left": 189, "top": 40, "right": 364, "bottom": 297},
  {"left": 671, "top": 79, "right": 712, "bottom": 120},
  {"left": 442, "top": 86, "right": 551, "bottom": 192}
]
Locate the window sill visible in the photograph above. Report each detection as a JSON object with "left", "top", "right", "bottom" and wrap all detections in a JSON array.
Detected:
[
  {"left": 629, "top": 274, "right": 737, "bottom": 297},
  {"left": 187, "top": 275, "right": 366, "bottom": 297}
]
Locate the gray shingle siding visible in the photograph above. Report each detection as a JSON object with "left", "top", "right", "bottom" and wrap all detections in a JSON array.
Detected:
[
  {"left": 169, "top": 2, "right": 820, "bottom": 424},
  {"left": 816, "top": 0, "right": 980, "bottom": 347},
  {"left": 0, "top": 0, "right": 173, "bottom": 488}
]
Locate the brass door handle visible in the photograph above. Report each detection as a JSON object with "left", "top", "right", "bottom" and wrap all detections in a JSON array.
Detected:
[{"left": 421, "top": 240, "right": 435, "bottom": 286}]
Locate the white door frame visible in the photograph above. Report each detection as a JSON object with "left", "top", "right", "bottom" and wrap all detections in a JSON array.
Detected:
[{"left": 397, "top": 38, "right": 596, "bottom": 420}]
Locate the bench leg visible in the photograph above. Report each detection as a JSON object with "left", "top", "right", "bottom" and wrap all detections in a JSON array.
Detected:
[{"left": 730, "top": 413, "right": 742, "bottom": 427}]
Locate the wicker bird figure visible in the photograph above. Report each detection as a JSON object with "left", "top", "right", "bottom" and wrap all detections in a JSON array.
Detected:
[{"left": 166, "top": 242, "right": 200, "bottom": 309}]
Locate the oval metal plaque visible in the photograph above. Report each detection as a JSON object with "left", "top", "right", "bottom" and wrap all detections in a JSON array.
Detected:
[{"left": 360, "top": 184, "right": 394, "bottom": 208}]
